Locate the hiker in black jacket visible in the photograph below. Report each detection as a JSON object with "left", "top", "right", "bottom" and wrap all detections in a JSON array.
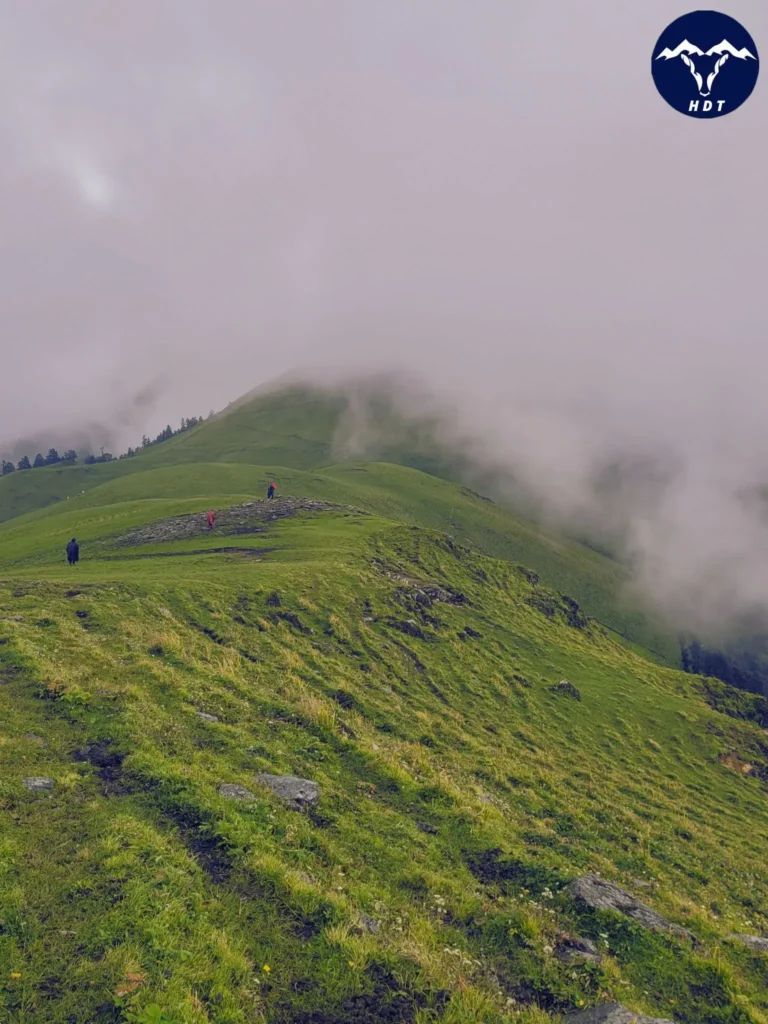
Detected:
[{"left": 66, "top": 538, "right": 79, "bottom": 566}]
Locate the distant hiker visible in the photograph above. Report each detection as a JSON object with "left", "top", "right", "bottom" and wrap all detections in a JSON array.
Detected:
[
  {"left": 66, "top": 538, "right": 79, "bottom": 566},
  {"left": 206, "top": 510, "right": 216, "bottom": 530},
  {"left": 267, "top": 482, "right": 276, "bottom": 499}
]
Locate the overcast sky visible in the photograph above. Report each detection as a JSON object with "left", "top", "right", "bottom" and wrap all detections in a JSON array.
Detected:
[{"left": 2, "top": 1, "right": 767, "bottom": 628}]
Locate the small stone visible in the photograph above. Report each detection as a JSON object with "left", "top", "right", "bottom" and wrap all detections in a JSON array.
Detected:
[
  {"left": 729, "top": 933, "right": 768, "bottom": 954},
  {"left": 551, "top": 679, "right": 582, "bottom": 700},
  {"left": 556, "top": 936, "right": 602, "bottom": 965},
  {"left": 571, "top": 875, "right": 693, "bottom": 940},
  {"left": 355, "top": 913, "right": 381, "bottom": 935},
  {"left": 394, "top": 619, "right": 425, "bottom": 639},
  {"left": 416, "top": 821, "right": 438, "bottom": 834},
  {"left": 23, "top": 777, "right": 53, "bottom": 792},
  {"left": 218, "top": 783, "right": 254, "bottom": 801},
  {"left": 196, "top": 711, "right": 219, "bottom": 723},
  {"left": 565, "top": 1004, "right": 675, "bottom": 1024},
  {"left": 255, "top": 773, "right": 320, "bottom": 810}
]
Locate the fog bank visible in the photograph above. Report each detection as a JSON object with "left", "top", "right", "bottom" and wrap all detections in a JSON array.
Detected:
[{"left": 1, "top": 0, "right": 767, "bottom": 630}]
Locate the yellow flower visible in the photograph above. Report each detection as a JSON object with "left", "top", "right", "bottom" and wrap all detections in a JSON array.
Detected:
[
  {"left": 263, "top": 965, "right": 271, "bottom": 973},
  {"left": 10, "top": 973, "right": 21, "bottom": 979}
]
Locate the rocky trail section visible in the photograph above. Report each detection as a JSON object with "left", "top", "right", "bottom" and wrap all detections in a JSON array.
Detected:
[{"left": 116, "top": 497, "right": 365, "bottom": 547}]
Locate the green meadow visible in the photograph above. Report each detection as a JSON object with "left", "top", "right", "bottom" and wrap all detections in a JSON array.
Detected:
[{"left": 1, "top": 393, "right": 767, "bottom": 1024}]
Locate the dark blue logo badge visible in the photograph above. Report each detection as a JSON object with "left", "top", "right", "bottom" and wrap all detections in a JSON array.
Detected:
[{"left": 652, "top": 10, "right": 759, "bottom": 117}]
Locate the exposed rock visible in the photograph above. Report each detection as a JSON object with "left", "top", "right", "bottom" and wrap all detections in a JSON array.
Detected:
[
  {"left": 551, "top": 680, "right": 582, "bottom": 701},
  {"left": 571, "top": 875, "right": 693, "bottom": 940},
  {"left": 527, "top": 592, "right": 588, "bottom": 629},
  {"left": 729, "top": 933, "right": 768, "bottom": 953},
  {"left": 23, "top": 777, "right": 53, "bottom": 792},
  {"left": 118, "top": 498, "right": 361, "bottom": 547},
  {"left": 196, "top": 711, "right": 219, "bottom": 723},
  {"left": 330, "top": 690, "right": 357, "bottom": 710},
  {"left": 256, "top": 773, "right": 319, "bottom": 810},
  {"left": 556, "top": 935, "right": 602, "bottom": 965},
  {"left": 218, "top": 783, "right": 255, "bottom": 801},
  {"left": 416, "top": 821, "right": 438, "bottom": 834},
  {"left": 274, "top": 610, "right": 312, "bottom": 633},
  {"left": 718, "top": 753, "right": 754, "bottom": 776},
  {"left": 354, "top": 913, "right": 381, "bottom": 935},
  {"left": 390, "top": 619, "right": 426, "bottom": 639},
  {"left": 565, "top": 1003, "right": 675, "bottom": 1024}
]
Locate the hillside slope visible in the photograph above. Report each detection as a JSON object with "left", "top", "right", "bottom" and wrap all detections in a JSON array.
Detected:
[
  {"left": 0, "top": 382, "right": 682, "bottom": 663},
  {"left": 1, "top": 495, "right": 768, "bottom": 1024},
  {"left": 0, "top": 384, "right": 470, "bottom": 524},
  {"left": 0, "top": 460, "right": 677, "bottom": 665}
]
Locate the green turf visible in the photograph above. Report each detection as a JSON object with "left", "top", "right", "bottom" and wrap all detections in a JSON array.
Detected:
[
  {"left": 0, "top": 452, "right": 679, "bottom": 667},
  {"left": 1, "top": 483, "right": 768, "bottom": 1023},
  {"left": 0, "top": 383, "right": 682, "bottom": 665}
]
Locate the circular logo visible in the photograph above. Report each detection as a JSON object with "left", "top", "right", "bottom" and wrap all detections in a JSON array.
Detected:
[{"left": 652, "top": 10, "right": 759, "bottom": 117}]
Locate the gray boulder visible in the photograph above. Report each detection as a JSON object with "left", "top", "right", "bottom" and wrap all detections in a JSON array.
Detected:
[
  {"left": 218, "top": 783, "right": 254, "bottom": 801},
  {"left": 23, "top": 777, "right": 53, "bottom": 792},
  {"left": 565, "top": 1004, "right": 675, "bottom": 1024},
  {"left": 256, "top": 773, "right": 319, "bottom": 810},
  {"left": 354, "top": 913, "right": 381, "bottom": 935},
  {"left": 551, "top": 679, "right": 582, "bottom": 700},
  {"left": 729, "top": 933, "right": 768, "bottom": 953},
  {"left": 571, "top": 875, "right": 693, "bottom": 940},
  {"left": 556, "top": 935, "right": 602, "bottom": 964},
  {"left": 196, "top": 711, "right": 219, "bottom": 723}
]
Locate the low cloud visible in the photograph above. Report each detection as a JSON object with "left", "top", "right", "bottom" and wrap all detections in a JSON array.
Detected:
[{"left": 1, "top": 1, "right": 767, "bottom": 633}]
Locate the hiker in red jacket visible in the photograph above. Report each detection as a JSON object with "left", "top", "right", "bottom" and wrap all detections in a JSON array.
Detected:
[
  {"left": 206, "top": 510, "right": 216, "bottom": 530},
  {"left": 267, "top": 482, "right": 276, "bottom": 499}
]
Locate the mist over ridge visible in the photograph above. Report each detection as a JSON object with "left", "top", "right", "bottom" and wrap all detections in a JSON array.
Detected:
[{"left": 1, "top": 0, "right": 767, "bottom": 633}]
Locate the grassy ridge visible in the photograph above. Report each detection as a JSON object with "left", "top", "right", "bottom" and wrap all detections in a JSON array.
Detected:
[
  {"left": 0, "top": 383, "right": 682, "bottom": 663},
  {"left": 1, "top": 499, "right": 767, "bottom": 1023},
  {"left": 0, "top": 461, "right": 678, "bottom": 665}
]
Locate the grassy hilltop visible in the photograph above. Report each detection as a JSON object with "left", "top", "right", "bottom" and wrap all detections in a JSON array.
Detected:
[
  {"left": 1, "top": 393, "right": 768, "bottom": 1024},
  {"left": 0, "top": 385, "right": 678, "bottom": 665}
]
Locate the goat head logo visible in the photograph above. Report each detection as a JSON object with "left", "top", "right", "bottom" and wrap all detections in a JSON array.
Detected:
[
  {"left": 655, "top": 38, "right": 756, "bottom": 96},
  {"left": 651, "top": 12, "right": 759, "bottom": 118}
]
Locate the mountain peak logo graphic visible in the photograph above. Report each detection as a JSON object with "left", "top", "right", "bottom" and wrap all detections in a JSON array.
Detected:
[
  {"left": 656, "top": 37, "right": 756, "bottom": 97},
  {"left": 655, "top": 39, "right": 756, "bottom": 61},
  {"left": 651, "top": 12, "right": 759, "bottom": 117}
]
